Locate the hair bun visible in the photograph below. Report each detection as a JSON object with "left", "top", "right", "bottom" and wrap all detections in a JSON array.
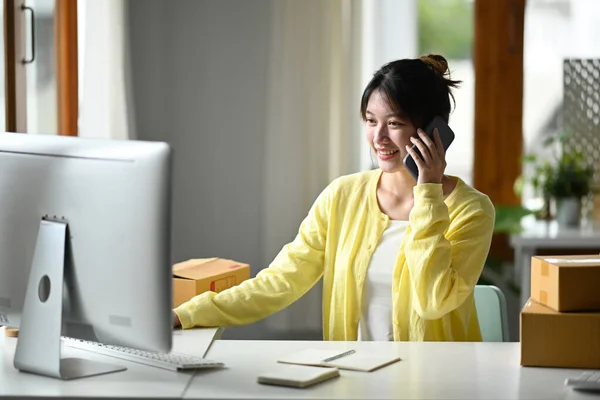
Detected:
[{"left": 420, "top": 54, "right": 449, "bottom": 76}]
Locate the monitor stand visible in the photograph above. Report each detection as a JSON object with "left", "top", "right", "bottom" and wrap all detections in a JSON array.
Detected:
[{"left": 13, "top": 218, "right": 126, "bottom": 380}]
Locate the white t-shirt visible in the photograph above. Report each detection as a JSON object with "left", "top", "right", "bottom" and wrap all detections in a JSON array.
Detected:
[{"left": 357, "top": 220, "right": 408, "bottom": 341}]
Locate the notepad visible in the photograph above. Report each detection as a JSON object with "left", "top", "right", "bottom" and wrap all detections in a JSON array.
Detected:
[
  {"left": 257, "top": 365, "right": 340, "bottom": 388},
  {"left": 277, "top": 349, "right": 401, "bottom": 372}
]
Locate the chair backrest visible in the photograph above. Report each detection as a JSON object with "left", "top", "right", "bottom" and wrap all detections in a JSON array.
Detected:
[{"left": 474, "top": 285, "right": 509, "bottom": 342}]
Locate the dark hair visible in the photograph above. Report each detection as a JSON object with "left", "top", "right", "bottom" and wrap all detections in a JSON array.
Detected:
[{"left": 360, "top": 54, "right": 461, "bottom": 127}]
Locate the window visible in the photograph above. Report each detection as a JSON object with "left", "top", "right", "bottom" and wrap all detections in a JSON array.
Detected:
[
  {"left": 522, "top": 0, "right": 600, "bottom": 209},
  {"left": 418, "top": 0, "right": 475, "bottom": 185}
]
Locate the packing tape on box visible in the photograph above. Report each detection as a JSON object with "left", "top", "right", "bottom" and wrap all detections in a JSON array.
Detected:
[{"left": 544, "top": 258, "right": 600, "bottom": 263}]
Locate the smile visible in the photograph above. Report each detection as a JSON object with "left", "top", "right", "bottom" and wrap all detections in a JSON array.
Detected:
[{"left": 376, "top": 149, "right": 400, "bottom": 161}]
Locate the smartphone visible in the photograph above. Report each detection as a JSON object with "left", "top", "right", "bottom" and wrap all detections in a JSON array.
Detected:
[{"left": 403, "top": 115, "right": 455, "bottom": 180}]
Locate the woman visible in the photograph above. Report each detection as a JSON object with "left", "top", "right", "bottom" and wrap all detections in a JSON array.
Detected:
[{"left": 173, "top": 54, "right": 494, "bottom": 341}]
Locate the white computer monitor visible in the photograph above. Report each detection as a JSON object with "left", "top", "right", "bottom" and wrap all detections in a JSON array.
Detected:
[{"left": 0, "top": 132, "right": 173, "bottom": 380}]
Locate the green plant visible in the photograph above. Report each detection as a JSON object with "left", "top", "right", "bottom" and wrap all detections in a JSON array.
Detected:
[
  {"left": 418, "top": 0, "right": 473, "bottom": 59},
  {"left": 545, "top": 152, "right": 594, "bottom": 198},
  {"left": 513, "top": 155, "right": 554, "bottom": 200},
  {"left": 493, "top": 204, "right": 534, "bottom": 235},
  {"left": 517, "top": 132, "right": 596, "bottom": 200}
]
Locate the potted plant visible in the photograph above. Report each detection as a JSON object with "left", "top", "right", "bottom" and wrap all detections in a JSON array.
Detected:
[
  {"left": 544, "top": 151, "right": 594, "bottom": 227},
  {"left": 514, "top": 155, "right": 554, "bottom": 220},
  {"left": 518, "top": 132, "right": 595, "bottom": 227}
]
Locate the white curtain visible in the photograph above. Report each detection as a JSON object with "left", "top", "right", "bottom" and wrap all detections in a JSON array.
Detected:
[
  {"left": 261, "top": 0, "right": 362, "bottom": 334},
  {"left": 360, "top": 0, "right": 418, "bottom": 170},
  {"left": 77, "top": 0, "right": 135, "bottom": 140},
  {"left": 261, "top": 0, "right": 416, "bottom": 334}
]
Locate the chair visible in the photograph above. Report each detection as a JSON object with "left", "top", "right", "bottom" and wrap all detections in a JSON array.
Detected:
[{"left": 474, "top": 285, "right": 509, "bottom": 342}]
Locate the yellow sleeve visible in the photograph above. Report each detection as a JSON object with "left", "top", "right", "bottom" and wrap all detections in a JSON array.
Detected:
[
  {"left": 404, "top": 183, "right": 494, "bottom": 320},
  {"left": 173, "top": 184, "right": 332, "bottom": 329}
]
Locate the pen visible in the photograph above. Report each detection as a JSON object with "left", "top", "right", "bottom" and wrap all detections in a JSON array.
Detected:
[{"left": 322, "top": 349, "right": 356, "bottom": 363}]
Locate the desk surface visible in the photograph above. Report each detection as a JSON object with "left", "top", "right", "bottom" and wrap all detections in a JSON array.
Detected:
[
  {"left": 1, "top": 328, "right": 598, "bottom": 400},
  {"left": 190, "top": 340, "right": 596, "bottom": 400},
  {"left": 0, "top": 327, "right": 218, "bottom": 399}
]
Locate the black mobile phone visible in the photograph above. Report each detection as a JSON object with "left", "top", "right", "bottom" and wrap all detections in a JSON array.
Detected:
[{"left": 403, "top": 115, "right": 455, "bottom": 180}]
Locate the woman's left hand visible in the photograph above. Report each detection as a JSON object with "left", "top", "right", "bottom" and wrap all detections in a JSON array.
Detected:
[{"left": 405, "top": 128, "right": 446, "bottom": 184}]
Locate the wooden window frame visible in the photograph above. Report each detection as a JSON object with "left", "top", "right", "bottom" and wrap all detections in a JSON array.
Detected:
[
  {"left": 55, "top": 0, "right": 77, "bottom": 136},
  {"left": 473, "top": 0, "right": 526, "bottom": 260}
]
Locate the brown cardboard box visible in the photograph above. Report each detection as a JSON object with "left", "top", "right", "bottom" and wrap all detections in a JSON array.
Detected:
[
  {"left": 520, "top": 299, "right": 600, "bottom": 368},
  {"left": 530, "top": 255, "right": 600, "bottom": 312},
  {"left": 172, "top": 258, "right": 250, "bottom": 308}
]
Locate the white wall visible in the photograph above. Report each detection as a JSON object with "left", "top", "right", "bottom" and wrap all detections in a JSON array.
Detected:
[{"left": 128, "top": 0, "right": 291, "bottom": 339}]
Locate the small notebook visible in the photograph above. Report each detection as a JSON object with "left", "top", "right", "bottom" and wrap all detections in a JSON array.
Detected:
[
  {"left": 277, "top": 349, "right": 401, "bottom": 372},
  {"left": 257, "top": 365, "right": 340, "bottom": 388}
]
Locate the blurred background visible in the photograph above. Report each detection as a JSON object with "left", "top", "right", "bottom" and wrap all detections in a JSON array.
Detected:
[{"left": 2, "top": 0, "right": 600, "bottom": 342}]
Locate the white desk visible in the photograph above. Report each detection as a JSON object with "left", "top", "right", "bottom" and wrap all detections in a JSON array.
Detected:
[
  {"left": 509, "top": 218, "right": 600, "bottom": 307},
  {"left": 188, "top": 339, "right": 597, "bottom": 400},
  {"left": 1, "top": 329, "right": 599, "bottom": 399},
  {"left": 0, "top": 327, "right": 219, "bottom": 399}
]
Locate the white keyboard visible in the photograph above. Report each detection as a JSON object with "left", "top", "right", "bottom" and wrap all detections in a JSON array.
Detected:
[
  {"left": 62, "top": 337, "right": 224, "bottom": 372},
  {"left": 565, "top": 371, "right": 600, "bottom": 391}
]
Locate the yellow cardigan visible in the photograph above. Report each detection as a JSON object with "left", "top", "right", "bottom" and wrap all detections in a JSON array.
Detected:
[{"left": 175, "top": 169, "right": 495, "bottom": 341}]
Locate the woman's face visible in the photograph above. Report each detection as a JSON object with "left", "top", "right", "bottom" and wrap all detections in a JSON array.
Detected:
[{"left": 365, "top": 90, "right": 417, "bottom": 173}]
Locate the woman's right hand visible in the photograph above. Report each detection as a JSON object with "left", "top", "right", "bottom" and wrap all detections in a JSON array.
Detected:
[
  {"left": 172, "top": 310, "right": 181, "bottom": 328},
  {"left": 406, "top": 128, "right": 447, "bottom": 185}
]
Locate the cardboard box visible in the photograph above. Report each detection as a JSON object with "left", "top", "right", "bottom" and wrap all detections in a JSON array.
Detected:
[
  {"left": 172, "top": 258, "right": 250, "bottom": 308},
  {"left": 520, "top": 299, "right": 600, "bottom": 369},
  {"left": 530, "top": 255, "right": 600, "bottom": 312}
]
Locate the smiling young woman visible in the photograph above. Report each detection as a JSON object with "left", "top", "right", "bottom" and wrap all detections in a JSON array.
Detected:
[{"left": 173, "top": 54, "right": 495, "bottom": 342}]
